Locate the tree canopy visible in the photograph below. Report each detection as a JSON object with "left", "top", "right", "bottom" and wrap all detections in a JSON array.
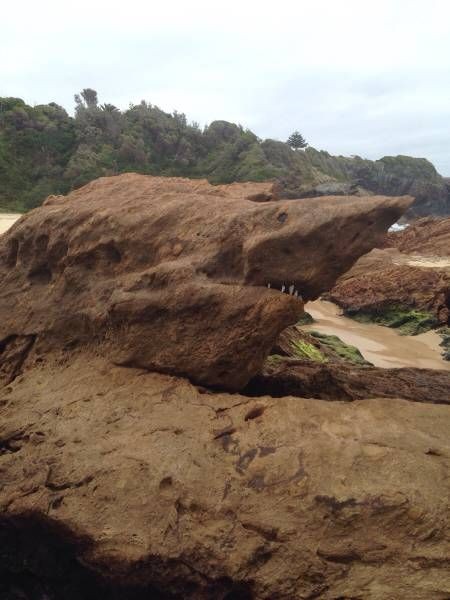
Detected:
[
  {"left": 287, "top": 131, "right": 308, "bottom": 150},
  {"left": 0, "top": 90, "right": 287, "bottom": 210},
  {"left": 0, "top": 90, "right": 444, "bottom": 214}
]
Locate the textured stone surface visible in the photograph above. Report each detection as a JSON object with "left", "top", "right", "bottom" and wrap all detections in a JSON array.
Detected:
[
  {"left": 0, "top": 173, "right": 411, "bottom": 390},
  {"left": 248, "top": 357, "right": 450, "bottom": 404},
  {"left": 328, "top": 247, "right": 450, "bottom": 326},
  {"left": 1, "top": 356, "right": 450, "bottom": 599},
  {"left": 384, "top": 216, "right": 450, "bottom": 256},
  {"left": 329, "top": 217, "right": 450, "bottom": 327},
  {"left": 3, "top": 174, "right": 447, "bottom": 599}
]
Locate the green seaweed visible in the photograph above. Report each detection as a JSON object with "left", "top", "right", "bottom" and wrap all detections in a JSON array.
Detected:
[
  {"left": 345, "top": 306, "right": 438, "bottom": 336},
  {"left": 291, "top": 340, "right": 327, "bottom": 363},
  {"left": 265, "top": 354, "right": 285, "bottom": 365},
  {"left": 309, "top": 331, "right": 371, "bottom": 365}
]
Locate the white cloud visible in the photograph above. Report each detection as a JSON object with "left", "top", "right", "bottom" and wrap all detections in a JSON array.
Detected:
[{"left": 1, "top": 0, "right": 449, "bottom": 173}]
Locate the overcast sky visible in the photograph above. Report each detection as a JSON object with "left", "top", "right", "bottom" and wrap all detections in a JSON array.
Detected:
[{"left": 2, "top": 0, "right": 449, "bottom": 174}]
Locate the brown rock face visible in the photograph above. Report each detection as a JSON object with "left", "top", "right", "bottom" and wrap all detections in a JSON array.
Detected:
[
  {"left": 329, "top": 217, "right": 450, "bottom": 326},
  {"left": 332, "top": 248, "right": 448, "bottom": 316},
  {"left": 0, "top": 174, "right": 411, "bottom": 390},
  {"left": 1, "top": 357, "right": 450, "bottom": 599},
  {"left": 1, "top": 178, "right": 448, "bottom": 599},
  {"left": 247, "top": 358, "right": 450, "bottom": 404},
  {"left": 329, "top": 247, "right": 450, "bottom": 326},
  {"left": 384, "top": 216, "right": 450, "bottom": 256}
]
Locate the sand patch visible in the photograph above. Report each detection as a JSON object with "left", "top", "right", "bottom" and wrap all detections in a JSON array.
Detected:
[
  {"left": 0, "top": 213, "right": 21, "bottom": 235},
  {"left": 393, "top": 254, "right": 450, "bottom": 269},
  {"left": 303, "top": 299, "right": 450, "bottom": 371}
]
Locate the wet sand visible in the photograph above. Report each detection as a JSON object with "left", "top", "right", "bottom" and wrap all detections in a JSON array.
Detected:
[
  {"left": 0, "top": 213, "right": 21, "bottom": 235},
  {"left": 402, "top": 256, "right": 450, "bottom": 269},
  {"left": 303, "top": 299, "right": 450, "bottom": 371}
]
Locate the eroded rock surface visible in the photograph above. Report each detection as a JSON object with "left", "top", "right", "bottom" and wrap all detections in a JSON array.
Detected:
[
  {"left": 2, "top": 175, "right": 447, "bottom": 599},
  {"left": 248, "top": 357, "right": 450, "bottom": 404},
  {"left": 384, "top": 216, "right": 450, "bottom": 256},
  {"left": 0, "top": 174, "right": 411, "bottom": 390},
  {"left": 329, "top": 217, "right": 450, "bottom": 330},
  {"left": 1, "top": 357, "right": 450, "bottom": 599},
  {"left": 328, "top": 247, "right": 450, "bottom": 327}
]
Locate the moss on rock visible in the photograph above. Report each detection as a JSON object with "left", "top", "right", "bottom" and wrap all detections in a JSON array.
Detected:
[
  {"left": 309, "top": 331, "right": 371, "bottom": 365},
  {"left": 291, "top": 339, "right": 327, "bottom": 363},
  {"left": 345, "top": 306, "right": 438, "bottom": 336}
]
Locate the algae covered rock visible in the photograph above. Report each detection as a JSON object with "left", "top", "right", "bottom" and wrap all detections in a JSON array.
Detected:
[
  {"left": 345, "top": 306, "right": 438, "bottom": 336},
  {"left": 308, "top": 330, "right": 371, "bottom": 365},
  {"left": 273, "top": 325, "right": 371, "bottom": 366}
]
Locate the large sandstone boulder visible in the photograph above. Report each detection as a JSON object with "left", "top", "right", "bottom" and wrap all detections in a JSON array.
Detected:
[
  {"left": 0, "top": 173, "right": 411, "bottom": 390},
  {"left": 1, "top": 176, "right": 449, "bottom": 599},
  {"left": 1, "top": 357, "right": 450, "bottom": 599}
]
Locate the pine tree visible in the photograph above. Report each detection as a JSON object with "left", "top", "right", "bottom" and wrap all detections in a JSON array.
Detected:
[{"left": 287, "top": 131, "right": 308, "bottom": 150}]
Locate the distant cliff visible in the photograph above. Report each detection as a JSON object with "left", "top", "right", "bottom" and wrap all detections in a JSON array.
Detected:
[
  {"left": 283, "top": 149, "right": 450, "bottom": 217},
  {"left": 0, "top": 92, "right": 448, "bottom": 216}
]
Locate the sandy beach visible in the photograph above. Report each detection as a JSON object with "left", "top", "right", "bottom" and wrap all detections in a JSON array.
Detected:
[
  {"left": 0, "top": 213, "right": 21, "bottom": 235},
  {"left": 303, "top": 299, "right": 450, "bottom": 371}
]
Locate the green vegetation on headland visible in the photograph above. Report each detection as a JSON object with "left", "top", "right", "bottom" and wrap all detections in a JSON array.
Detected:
[
  {"left": 345, "top": 306, "right": 438, "bottom": 336},
  {"left": 1, "top": 89, "right": 449, "bottom": 214}
]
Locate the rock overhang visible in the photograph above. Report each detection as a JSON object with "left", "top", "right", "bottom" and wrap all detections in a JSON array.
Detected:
[{"left": 0, "top": 174, "right": 413, "bottom": 390}]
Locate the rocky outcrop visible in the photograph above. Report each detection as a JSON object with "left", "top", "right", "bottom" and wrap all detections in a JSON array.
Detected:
[
  {"left": 292, "top": 181, "right": 372, "bottom": 199},
  {"left": 328, "top": 248, "right": 450, "bottom": 327},
  {"left": 329, "top": 217, "right": 450, "bottom": 330},
  {"left": 3, "top": 174, "right": 449, "bottom": 599},
  {"left": 297, "top": 150, "right": 450, "bottom": 217},
  {"left": 2, "top": 356, "right": 450, "bottom": 599},
  {"left": 266, "top": 146, "right": 450, "bottom": 217},
  {"left": 247, "top": 357, "right": 450, "bottom": 404},
  {"left": 384, "top": 216, "right": 450, "bottom": 255},
  {"left": 0, "top": 173, "right": 411, "bottom": 390}
]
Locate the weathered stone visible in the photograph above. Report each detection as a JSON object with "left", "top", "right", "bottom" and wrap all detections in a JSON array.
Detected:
[
  {"left": 1, "top": 356, "right": 450, "bottom": 599},
  {"left": 329, "top": 217, "right": 450, "bottom": 329},
  {"left": 248, "top": 357, "right": 450, "bottom": 404},
  {"left": 384, "top": 216, "right": 450, "bottom": 256},
  {"left": 0, "top": 174, "right": 411, "bottom": 390},
  {"left": 3, "top": 174, "right": 447, "bottom": 599}
]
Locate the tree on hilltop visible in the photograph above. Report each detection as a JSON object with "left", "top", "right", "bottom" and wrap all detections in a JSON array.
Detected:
[
  {"left": 287, "top": 131, "right": 308, "bottom": 150},
  {"left": 79, "top": 88, "right": 98, "bottom": 108}
]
